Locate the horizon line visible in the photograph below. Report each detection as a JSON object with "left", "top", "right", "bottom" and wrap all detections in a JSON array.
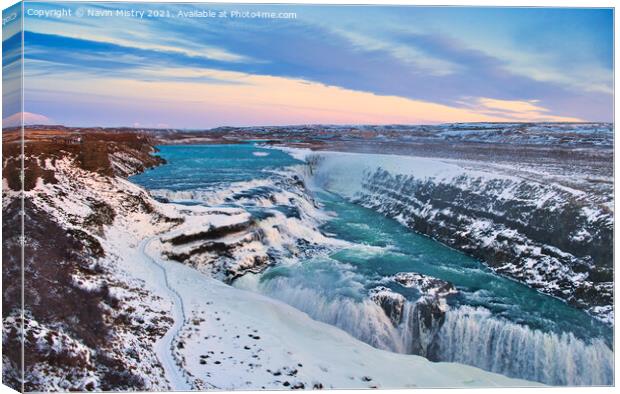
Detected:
[{"left": 3, "top": 120, "right": 613, "bottom": 132}]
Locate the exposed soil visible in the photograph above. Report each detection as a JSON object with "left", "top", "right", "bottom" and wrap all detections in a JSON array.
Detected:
[
  {"left": 2, "top": 126, "right": 165, "bottom": 191},
  {"left": 2, "top": 126, "right": 170, "bottom": 390}
]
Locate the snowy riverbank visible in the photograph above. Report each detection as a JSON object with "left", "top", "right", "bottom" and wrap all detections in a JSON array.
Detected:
[{"left": 6, "top": 149, "right": 539, "bottom": 390}]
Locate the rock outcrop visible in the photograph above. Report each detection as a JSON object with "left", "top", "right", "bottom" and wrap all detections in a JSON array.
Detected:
[
  {"left": 370, "top": 273, "right": 457, "bottom": 359},
  {"left": 357, "top": 167, "right": 612, "bottom": 323}
]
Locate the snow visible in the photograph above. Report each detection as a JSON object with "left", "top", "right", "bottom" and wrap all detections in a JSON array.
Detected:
[
  {"left": 140, "top": 238, "right": 192, "bottom": 390},
  {"left": 280, "top": 149, "right": 516, "bottom": 199},
  {"left": 161, "top": 210, "right": 251, "bottom": 243},
  {"left": 149, "top": 240, "right": 539, "bottom": 390},
  {"left": 14, "top": 147, "right": 547, "bottom": 389},
  {"left": 91, "top": 165, "right": 538, "bottom": 389},
  {"left": 271, "top": 146, "right": 313, "bottom": 162},
  {"left": 70, "top": 274, "right": 103, "bottom": 292}
]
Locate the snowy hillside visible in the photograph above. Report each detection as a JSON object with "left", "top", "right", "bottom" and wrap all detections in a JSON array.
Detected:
[{"left": 2, "top": 129, "right": 537, "bottom": 391}]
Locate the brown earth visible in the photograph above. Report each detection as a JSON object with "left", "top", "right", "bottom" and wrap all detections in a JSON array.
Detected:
[
  {"left": 2, "top": 127, "right": 165, "bottom": 191},
  {"left": 2, "top": 126, "right": 170, "bottom": 391}
]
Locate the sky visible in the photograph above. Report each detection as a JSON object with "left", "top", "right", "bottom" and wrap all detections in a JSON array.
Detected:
[{"left": 2, "top": 2, "right": 614, "bottom": 128}]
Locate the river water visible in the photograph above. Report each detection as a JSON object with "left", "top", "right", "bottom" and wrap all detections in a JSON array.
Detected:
[{"left": 130, "top": 143, "right": 613, "bottom": 386}]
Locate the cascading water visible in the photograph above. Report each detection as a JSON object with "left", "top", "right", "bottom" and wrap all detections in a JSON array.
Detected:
[
  {"left": 238, "top": 272, "right": 614, "bottom": 386},
  {"left": 131, "top": 144, "right": 614, "bottom": 387},
  {"left": 237, "top": 275, "right": 405, "bottom": 352},
  {"left": 399, "top": 299, "right": 445, "bottom": 358},
  {"left": 436, "top": 306, "right": 614, "bottom": 386}
]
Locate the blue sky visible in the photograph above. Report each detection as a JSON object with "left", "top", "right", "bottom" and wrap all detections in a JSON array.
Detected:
[{"left": 4, "top": 2, "right": 614, "bottom": 127}]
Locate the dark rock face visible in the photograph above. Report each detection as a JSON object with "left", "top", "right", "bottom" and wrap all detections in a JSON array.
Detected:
[
  {"left": 165, "top": 220, "right": 254, "bottom": 246},
  {"left": 369, "top": 273, "right": 457, "bottom": 359},
  {"left": 356, "top": 168, "right": 613, "bottom": 323},
  {"left": 401, "top": 298, "right": 446, "bottom": 360},
  {"left": 393, "top": 273, "right": 456, "bottom": 359},
  {"left": 84, "top": 200, "right": 117, "bottom": 235},
  {"left": 369, "top": 287, "right": 406, "bottom": 325}
]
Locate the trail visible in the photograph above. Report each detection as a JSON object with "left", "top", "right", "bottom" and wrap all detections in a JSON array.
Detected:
[{"left": 139, "top": 237, "right": 192, "bottom": 391}]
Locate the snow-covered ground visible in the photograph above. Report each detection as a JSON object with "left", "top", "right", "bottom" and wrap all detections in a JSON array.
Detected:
[
  {"left": 8, "top": 152, "right": 538, "bottom": 390},
  {"left": 146, "top": 236, "right": 539, "bottom": 390}
]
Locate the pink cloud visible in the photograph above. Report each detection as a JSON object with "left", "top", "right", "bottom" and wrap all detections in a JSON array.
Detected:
[{"left": 2, "top": 112, "right": 53, "bottom": 128}]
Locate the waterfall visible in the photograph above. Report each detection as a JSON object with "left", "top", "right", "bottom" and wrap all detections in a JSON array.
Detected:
[
  {"left": 240, "top": 274, "right": 614, "bottom": 386},
  {"left": 240, "top": 277, "right": 405, "bottom": 352},
  {"left": 400, "top": 298, "right": 445, "bottom": 359},
  {"left": 436, "top": 306, "right": 614, "bottom": 386},
  {"left": 220, "top": 154, "right": 614, "bottom": 386}
]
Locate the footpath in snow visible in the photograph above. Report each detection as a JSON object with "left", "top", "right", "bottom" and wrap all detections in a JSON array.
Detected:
[{"left": 139, "top": 238, "right": 192, "bottom": 391}]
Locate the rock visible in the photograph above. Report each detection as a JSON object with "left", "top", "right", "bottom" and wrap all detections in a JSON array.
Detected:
[
  {"left": 356, "top": 166, "right": 613, "bottom": 324},
  {"left": 401, "top": 297, "right": 447, "bottom": 360},
  {"left": 392, "top": 272, "right": 456, "bottom": 299},
  {"left": 368, "top": 287, "right": 406, "bottom": 325},
  {"left": 371, "top": 273, "right": 457, "bottom": 359}
]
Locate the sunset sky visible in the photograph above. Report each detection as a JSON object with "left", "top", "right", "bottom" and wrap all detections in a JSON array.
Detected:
[{"left": 4, "top": 2, "right": 614, "bottom": 128}]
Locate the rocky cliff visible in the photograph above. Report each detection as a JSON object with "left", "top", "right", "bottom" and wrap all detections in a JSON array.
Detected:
[{"left": 305, "top": 150, "right": 613, "bottom": 324}]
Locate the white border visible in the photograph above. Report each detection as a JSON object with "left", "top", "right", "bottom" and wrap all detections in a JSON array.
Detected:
[{"left": 0, "top": 1, "right": 616, "bottom": 394}]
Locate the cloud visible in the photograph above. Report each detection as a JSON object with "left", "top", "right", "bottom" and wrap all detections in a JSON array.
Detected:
[
  {"left": 19, "top": 4, "right": 613, "bottom": 124},
  {"left": 2, "top": 112, "right": 53, "bottom": 128},
  {"left": 472, "top": 98, "right": 582, "bottom": 122},
  {"left": 329, "top": 28, "right": 460, "bottom": 77},
  {"left": 32, "top": 30, "right": 253, "bottom": 63},
  {"left": 477, "top": 98, "right": 545, "bottom": 113},
  {"left": 22, "top": 67, "right": 582, "bottom": 128}
]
